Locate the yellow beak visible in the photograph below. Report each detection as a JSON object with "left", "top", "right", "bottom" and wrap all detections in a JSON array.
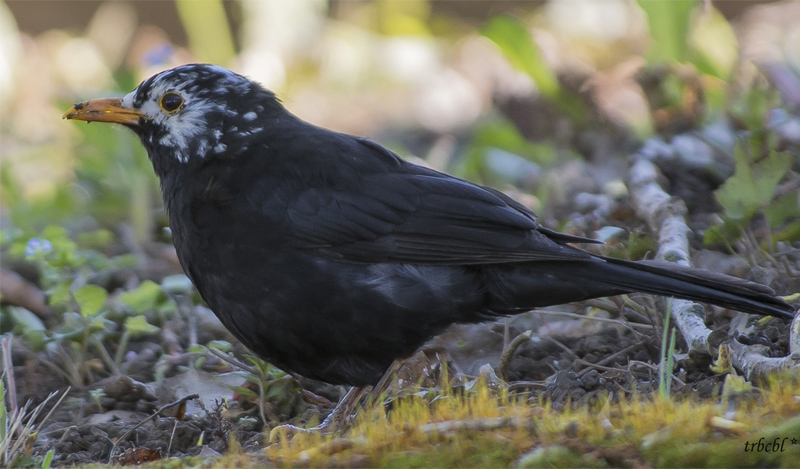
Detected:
[{"left": 63, "top": 98, "right": 145, "bottom": 126}]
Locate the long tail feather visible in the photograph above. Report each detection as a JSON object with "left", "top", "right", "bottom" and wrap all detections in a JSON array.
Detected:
[{"left": 593, "top": 256, "right": 794, "bottom": 319}]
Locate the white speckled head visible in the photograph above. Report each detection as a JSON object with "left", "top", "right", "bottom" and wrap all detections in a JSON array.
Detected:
[{"left": 122, "top": 64, "right": 278, "bottom": 165}]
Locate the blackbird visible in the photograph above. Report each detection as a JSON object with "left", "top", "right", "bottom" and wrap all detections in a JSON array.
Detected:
[{"left": 65, "top": 64, "right": 794, "bottom": 387}]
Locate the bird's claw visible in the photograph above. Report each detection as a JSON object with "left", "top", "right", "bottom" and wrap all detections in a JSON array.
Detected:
[
  {"left": 269, "top": 423, "right": 321, "bottom": 443},
  {"left": 268, "top": 395, "right": 357, "bottom": 443}
]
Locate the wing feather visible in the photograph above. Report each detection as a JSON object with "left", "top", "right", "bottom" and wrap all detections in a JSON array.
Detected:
[{"left": 286, "top": 140, "right": 592, "bottom": 264}]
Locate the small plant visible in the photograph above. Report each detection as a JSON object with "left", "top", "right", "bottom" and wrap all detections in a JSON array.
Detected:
[
  {"left": 658, "top": 299, "right": 678, "bottom": 398},
  {"left": 0, "top": 226, "right": 176, "bottom": 386},
  {"left": 482, "top": 15, "right": 587, "bottom": 123},
  {"left": 705, "top": 132, "right": 797, "bottom": 247},
  {"left": 89, "top": 388, "right": 106, "bottom": 413},
  {"left": 1, "top": 345, "right": 69, "bottom": 468}
]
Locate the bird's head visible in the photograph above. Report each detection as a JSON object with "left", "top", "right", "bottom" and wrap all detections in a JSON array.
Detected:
[{"left": 64, "top": 64, "right": 279, "bottom": 175}]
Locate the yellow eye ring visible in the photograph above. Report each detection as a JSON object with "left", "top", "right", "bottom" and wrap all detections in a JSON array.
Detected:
[{"left": 159, "top": 92, "right": 184, "bottom": 113}]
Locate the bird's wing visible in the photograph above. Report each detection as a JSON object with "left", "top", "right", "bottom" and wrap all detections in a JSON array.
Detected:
[{"left": 286, "top": 140, "right": 594, "bottom": 265}]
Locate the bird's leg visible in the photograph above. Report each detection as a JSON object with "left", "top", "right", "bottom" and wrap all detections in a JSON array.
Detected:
[
  {"left": 320, "top": 356, "right": 414, "bottom": 430},
  {"left": 365, "top": 357, "right": 409, "bottom": 407},
  {"left": 268, "top": 385, "right": 367, "bottom": 441},
  {"left": 268, "top": 357, "right": 411, "bottom": 441},
  {"left": 321, "top": 385, "right": 368, "bottom": 429}
]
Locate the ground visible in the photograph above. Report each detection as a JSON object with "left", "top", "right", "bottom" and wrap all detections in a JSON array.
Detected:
[{"left": 2, "top": 2, "right": 800, "bottom": 467}]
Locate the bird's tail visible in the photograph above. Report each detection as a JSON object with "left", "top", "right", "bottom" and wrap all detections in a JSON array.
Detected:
[
  {"left": 490, "top": 256, "right": 794, "bottom": 320},
  {"left": 588, "top": 256, "right": 795, "bottom": 319}
]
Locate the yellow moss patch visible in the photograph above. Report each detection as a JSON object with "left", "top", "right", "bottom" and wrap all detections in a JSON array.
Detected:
[{"left": 264, "top": 371, "right": 800, "bottom": 467}]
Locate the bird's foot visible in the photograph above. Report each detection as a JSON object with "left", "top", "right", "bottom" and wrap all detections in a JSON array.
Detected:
[
  {"left": 268, "top": 421, "right": 329, "bottom": 442},
  {"left": 268, "top": 358, "right": 414, "bottom": 442},
  {"left": 268, "top": 386, "right": 366, "bottom": 442}
]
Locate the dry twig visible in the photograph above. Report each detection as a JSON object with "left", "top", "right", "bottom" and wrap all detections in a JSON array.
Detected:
[
  {"left": 627, "top": 158, "right": 717, "bottom": 355},
  {"left": 108, "top": 393, "right": 199, "bottom": 464}
]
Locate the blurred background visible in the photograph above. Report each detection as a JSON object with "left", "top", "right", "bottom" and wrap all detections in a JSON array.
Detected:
[
  {"left": 2, "top": 3, "right": 800, "bottom": 463},
  {"left": 2, "top": 0, "right": 798, "bottom": 240}
]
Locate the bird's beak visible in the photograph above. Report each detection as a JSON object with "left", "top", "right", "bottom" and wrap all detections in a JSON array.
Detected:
[{"left": 63, "top": 98, "right": 145, "bottom": 126}]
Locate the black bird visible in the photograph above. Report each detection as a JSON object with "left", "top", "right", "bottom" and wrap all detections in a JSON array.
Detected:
[{"left": 65, "top": 64, "right": 794, "bottom": 388}]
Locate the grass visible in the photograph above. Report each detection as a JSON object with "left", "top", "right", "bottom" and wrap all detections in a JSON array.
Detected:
[{"left": 189, "top": 371, "right": 800, "bottom": 468}]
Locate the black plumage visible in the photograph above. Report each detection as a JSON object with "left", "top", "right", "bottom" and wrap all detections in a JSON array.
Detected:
[{"left": 65, "top": 64, "right": 794, "bottom": 386}]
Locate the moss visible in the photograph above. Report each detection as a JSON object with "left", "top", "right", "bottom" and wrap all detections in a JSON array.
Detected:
[{"left": 261, "top": 371, "right": 800, "bottom": 467}]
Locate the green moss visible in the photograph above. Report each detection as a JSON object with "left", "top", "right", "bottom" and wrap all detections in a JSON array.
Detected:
[{"left": 262, "top": 372, "right": 800, "bottom": 467}]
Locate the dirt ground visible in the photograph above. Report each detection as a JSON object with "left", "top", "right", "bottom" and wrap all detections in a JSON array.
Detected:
[{"left": 16, "top": 242, "right": 796, "bottom": 466}]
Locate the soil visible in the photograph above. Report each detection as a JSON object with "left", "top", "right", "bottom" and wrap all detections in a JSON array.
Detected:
[{"left": 13, "top": 278, "right": 793, "bottom": 467}]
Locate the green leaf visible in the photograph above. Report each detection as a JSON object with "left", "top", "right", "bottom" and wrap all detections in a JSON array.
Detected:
[
  {"left": 729, "top": 84, "right": 780, "bottom": 132},
  {"left": 48, "top": 282, "right": 71, "bottom": 309},
  {"left": 482, "top": 16, "right": 587, "bottom": 123},
  {"left": 715, "top": 147, "right": 793, "bottom": 220},
  {"left": 89, "top": 315, "right": 113, "bottom": 333},
  {"left": 118, "top": 280, "right": 163, "bottom": 314},
  {"left": 230, "top": 386, "right": 258, "bottom": 397},
  {"left": 41, "top": 449, "right": 55, "bottom": 469},
  {"left": 73, "top": 284, "right": 108, "bottom": 317},
  {"left": 77, "top": 229, "right": 114, "bottom": 249},
  {"left": 689, "top": 7, "right": 737, "bottom": 80},
  {"left": 483, "top": 16, "right": 559, "bottom": 98},
  {"left": 8, "top": 306, "right": 45, "bottom": 332},
  {"left": 157, "top": 301, "right": 178, "bottom": 317},
  {"left": 42, "top": 225, "right": 69, "bottom": 242},
  {"left": 702, "top": 219, "right": 746, "bottom": 247},
  {"left": 638, "top": 0, "right": 696, "bottom": 63},
  {"left": 771, "top": 221, "right": 800, "bottom": 244},
  {"left": 124, "top": 315, "right": 160, "bottom": 336},
  {"left": 112, "top": 254, "right": 138, "bottom": 269},
  {"left": 207, "top": 340, "right": 233, "bottom": 352},
  {"left": 764, "top": 190, "right": 800, "bottom": 229},
  {"left": 7, "top": 306, "right": 47, "bottom": 350}
]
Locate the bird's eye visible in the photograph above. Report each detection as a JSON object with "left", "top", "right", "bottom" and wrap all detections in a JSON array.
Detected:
[{"left": 159, "top": 92, "right": 184, "bottom": 113}]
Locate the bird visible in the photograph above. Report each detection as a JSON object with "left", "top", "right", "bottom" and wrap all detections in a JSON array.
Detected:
[{"left": 64, "top": 63, "right": 794, "bottom": 391}]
